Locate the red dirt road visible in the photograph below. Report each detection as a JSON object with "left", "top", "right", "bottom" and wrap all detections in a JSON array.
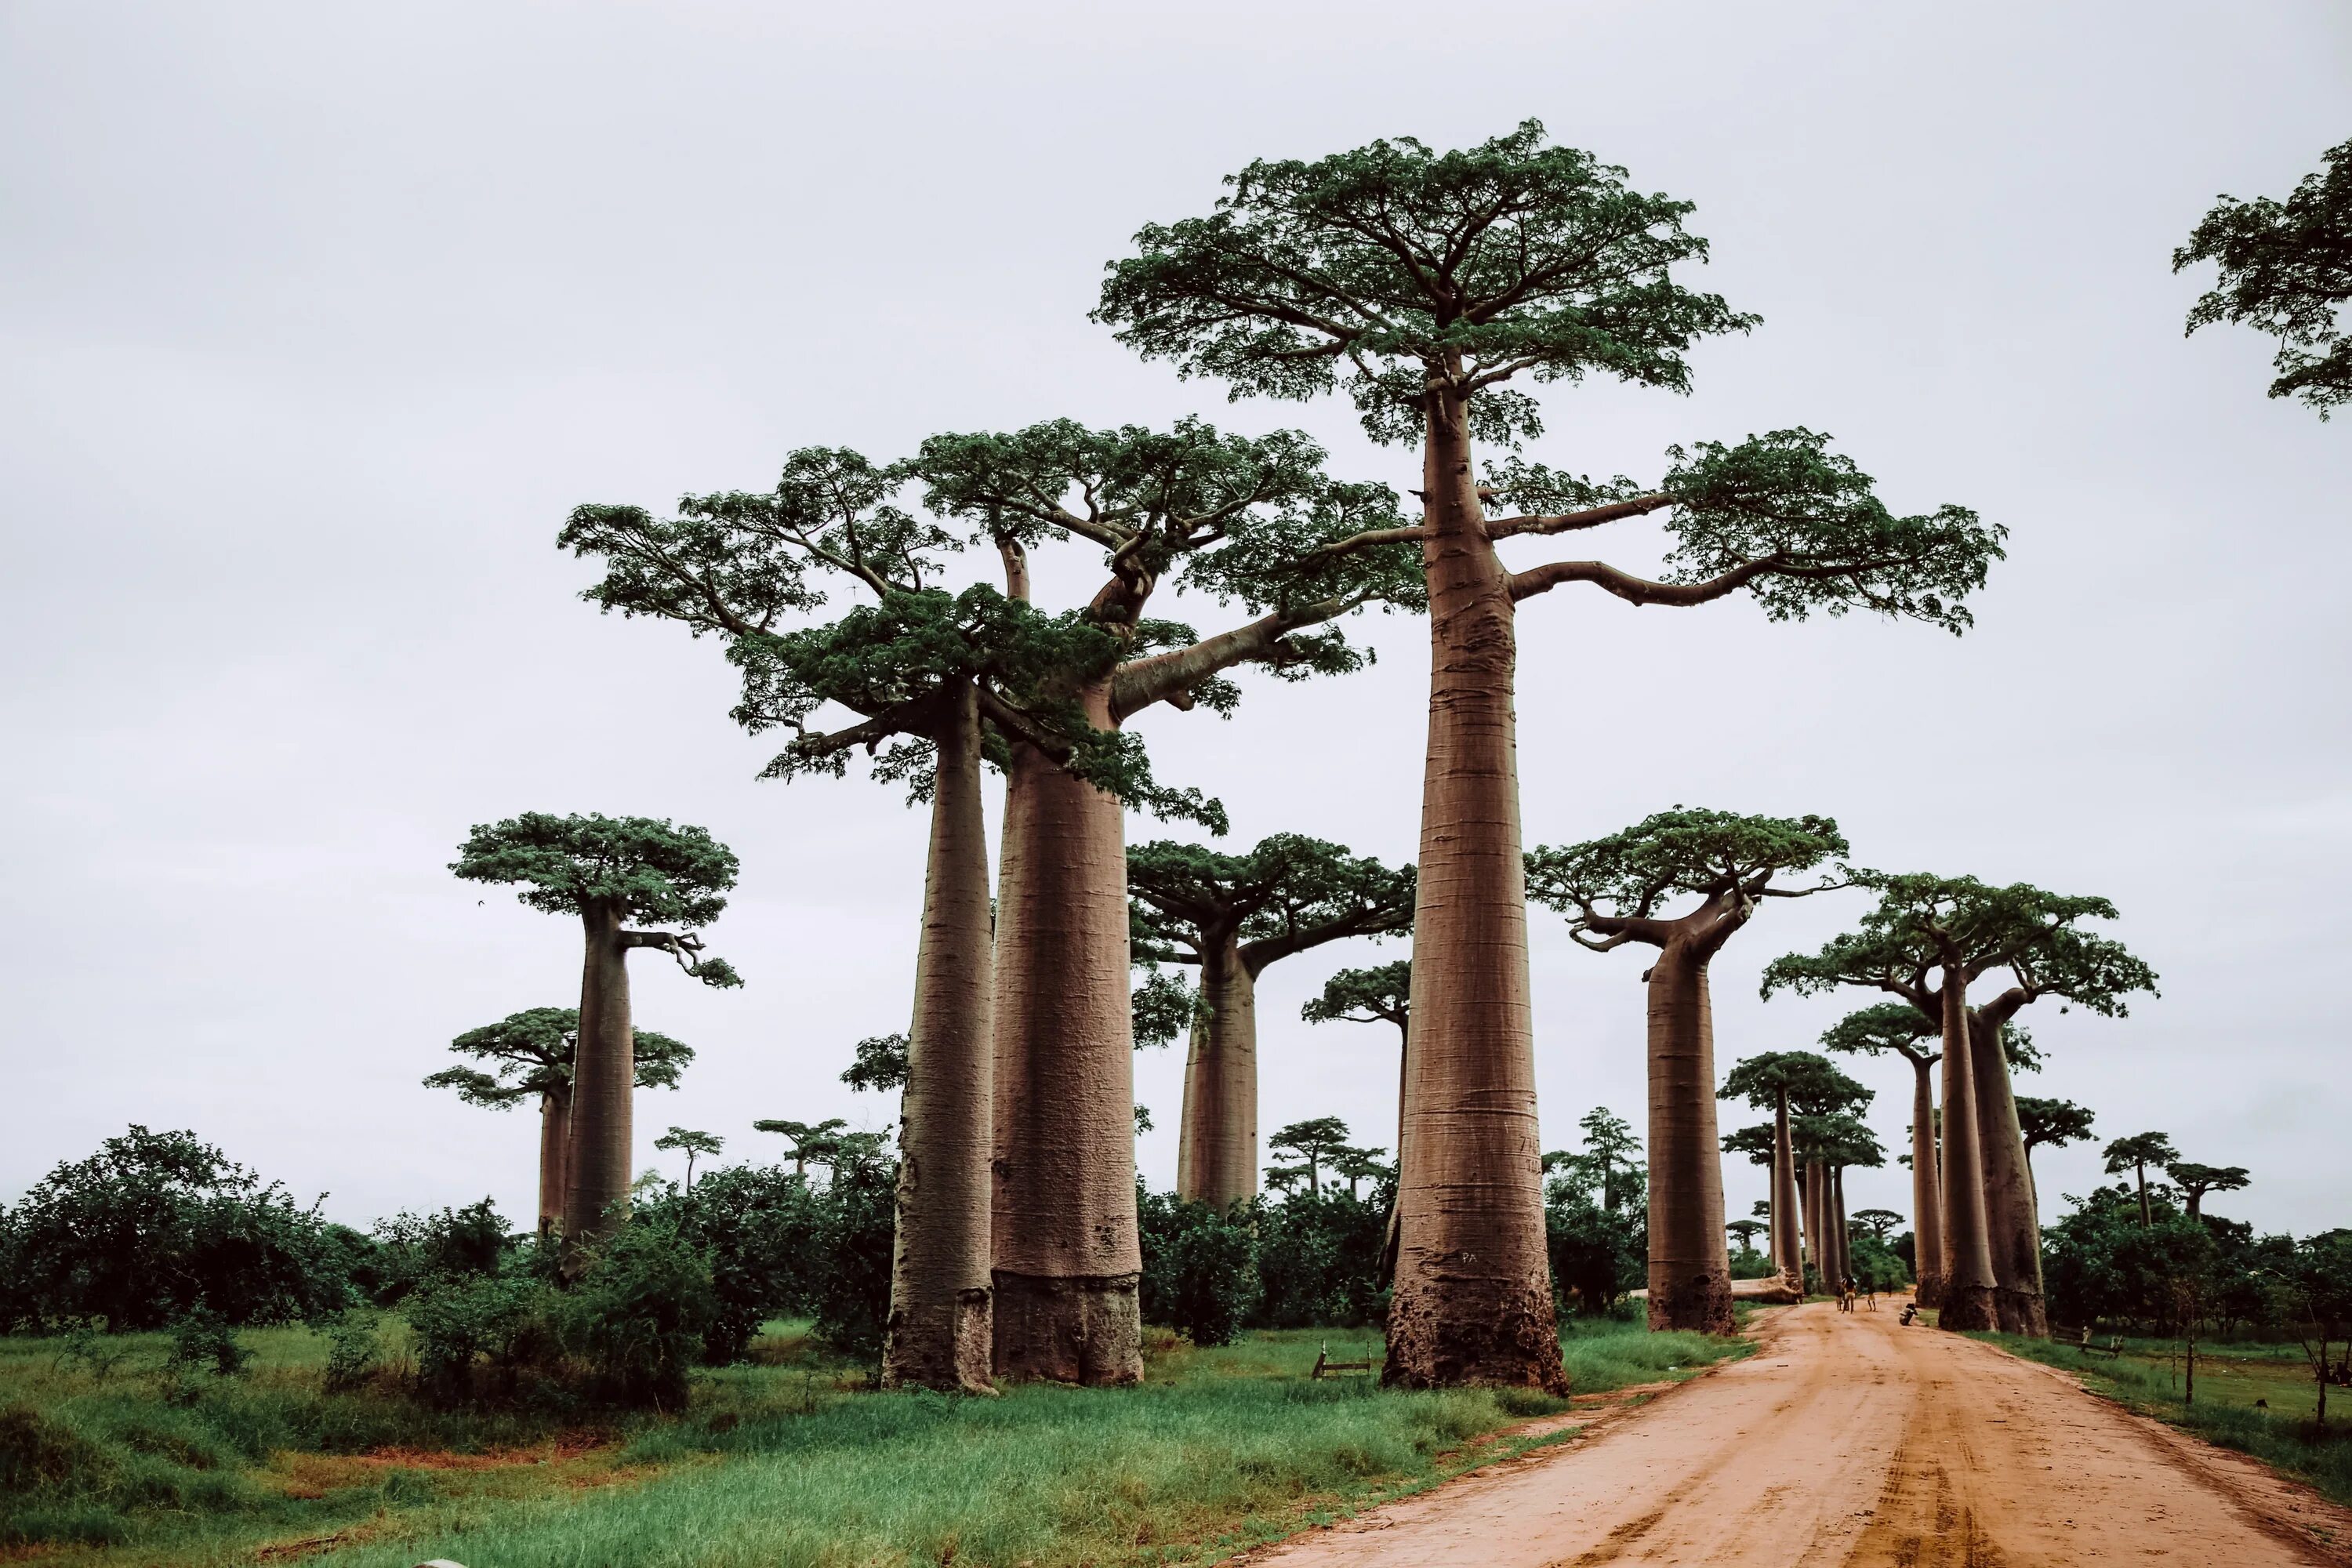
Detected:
[{"left": 1255, "top": 1302, "right": 2352, "bottom": 1566}]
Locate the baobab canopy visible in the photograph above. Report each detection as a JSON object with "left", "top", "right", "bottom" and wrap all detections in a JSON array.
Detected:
[
  {"left": 424, "top": 1007, "right": 693, "bottom": 1106},
  {"left": 450, "top": 812, "right": 742, "bottom": 978}
]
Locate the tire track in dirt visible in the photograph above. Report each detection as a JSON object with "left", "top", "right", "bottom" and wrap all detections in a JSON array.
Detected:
[{"left": 1247, "top": 1301, "right": 2352, "bottom": 1566}]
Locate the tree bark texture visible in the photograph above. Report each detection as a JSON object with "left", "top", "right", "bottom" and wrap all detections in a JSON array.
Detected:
[
  {"left": 537, "top": 1087, "right": 571, "bottom": 1243},
  {"left": 883, "top": 683, "right": 997, "bottom": 1393},
  {"left": 1935, "top": 973, "right": 1999, "bottom": 1330},
  {"left": 563, "top": 902, "right": 633, "bottom": 1265},
  {"left": 1831, "top": 1165, "right": 1850, "bottom": 1287},
  {"left": 1802, "top": 1160, "right": 1825, "bottom": 1285},
  {"left": 1771, "top": 1091, "right": 1803, "bottom": 1287},
  {"left": 1970, "top": 1013, "right": 2048, "bottom": 1337},
  {"left": 990, "top": 681, "right": 1142, "bottom": 1385},
  {"left": 1384, "top": 387, "right": 1566, "bottom": 1394},
  {"left": 1907, "top": 1053, "right": 1944, "bottom": 1308},
  {"left": 1642, "top": 941, "right": 1733, "bottom": 1332},
  {"left": 1173, "top": 932, "right": 1258, "bottom": 1210}
]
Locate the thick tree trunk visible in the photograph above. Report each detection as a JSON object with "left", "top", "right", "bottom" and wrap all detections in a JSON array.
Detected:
[
  {"left": 884, "top": 684, "right": 996, "bottom": 1393},
  {"left": 1831, "top": 1165, "right": 1850, "bottom": 1287},
  {"left": 990, "top": 680, "right": 1142, "bottom": 1385},
  {"left": 1801, "top": 1160, "right": 1825, "bottom": 1287},
  {"left": 1174, "top": 931, "right": 1258, "bottom": 1210},
  {"left": 1642, "top": 940, "right": 1733, "bottom": 1332},
  {"left": 1385, "top": 386, "right": 1564, "bottom": 1394},
  {"left": 563, "top": 902, "right": 633, "bottom": 1266},
  {"left": 1970, "top": 1014, "right": 2048, "bottom": 1337},
  {"left": 1771, "top": 1091, "right": 1803, "bottom": 1287},
  {"left": 1935, "top": 972, "right": 1999, "bottom": 1330},
  {"left": 536, "top": 1087, "right": 571, "bottom": 1243},
  {"left": 1907, "top": 1054, "right": 1944, "bottom": 1308}
]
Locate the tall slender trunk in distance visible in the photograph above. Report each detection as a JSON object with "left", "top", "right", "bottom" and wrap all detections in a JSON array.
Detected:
[
  {"left": 1642, "top": 940, "right": 1733, "bottom": 1331},
  {"left": 991, "top": 681, "right": 1142, "bottom": 1385},
  {"left": 1831, "top": 1166, "right": 1850, "bottom": 1287},
  {"left": 1802, "top": 1161, "right": 1826, "bottom": 1286},
  {"left": 1174, "top": 931, "right": 1258, "bottom": 1210},
  {"left": 884, "top": 683, "right": 997, "bottom": 1392},
  {"left": 1771, "top": 1091, "right": 1803, "bottom": 1287},
  {"left": 564, "top": 902, "right": 634, "bottom": 1267},
  {"left": 1385, "top": 387, "right": 1565, "bottom": 1394},
  {"left": 1907, "top": 1053, "right": 1944, "bottom": 1307},
  {"left": 537, "top": 1087, "right": 572, "bottom": 1243},
  {"left": 1935, "top": 972, "right": 1998, "bottom": 1329},
  {"left": 1969, "top": 1014, "right": 2048, "bottom": 1336}
]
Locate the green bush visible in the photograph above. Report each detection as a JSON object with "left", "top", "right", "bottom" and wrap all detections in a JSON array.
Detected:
[
  {"left": 405, "top": 1273, "right": 547, "bottom": 1406},
  {"left": 165, "top": 1307, "right": 252, "bottom": 1379},
  {"left": 809, "top": 1155, "right": 896, "bottom": 1366},
  {"left": 1544, "top": 1180, "right": 1643, "bottom": 1316},
  {"left": 1138, "top": 1192, "right": 1258, "bottom": 1345},
  {"left": 1252, "top": 1191, "right": 1388, "bottom": 1330},
  {"left": 558, "top": 1222, "right": 720, "bottom": 1410},
  {"left": 635, "top": 1164, "right": 825, "bottom": 1363}
]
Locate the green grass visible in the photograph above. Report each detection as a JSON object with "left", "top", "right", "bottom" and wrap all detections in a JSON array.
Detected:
[
  {"left": 0, "top": 1315, "right": 1749, "bottom": 1568},
  {"left": 1976, "top": 1331, "right": 2352, "bottom": 1507}
]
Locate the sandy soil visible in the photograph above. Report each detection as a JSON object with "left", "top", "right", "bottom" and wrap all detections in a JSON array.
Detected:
[{"left": 1251, "top": 1301, "right": 2352, "bottom": 1566}]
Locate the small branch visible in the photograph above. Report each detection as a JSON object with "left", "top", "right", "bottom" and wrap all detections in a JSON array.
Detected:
[
  {"left": 1508, "top": 555, "right": 1781, "bottom": 606},
  {"left": 1483, "top": 495, "right": 1671, "bottom": 542}
]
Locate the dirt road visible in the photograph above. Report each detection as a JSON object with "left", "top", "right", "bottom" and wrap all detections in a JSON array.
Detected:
[{"left": 1255, "top": 1301, "right": 2352, "bottom": 1566}]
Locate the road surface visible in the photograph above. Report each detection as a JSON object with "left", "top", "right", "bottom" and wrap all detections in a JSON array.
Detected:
[{"left": 1254, "top": 1301, "right": 2352, "bottom": 1566}]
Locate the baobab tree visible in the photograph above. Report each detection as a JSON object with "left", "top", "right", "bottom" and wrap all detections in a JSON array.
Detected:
[
  {"left": 753, "top": 1117, "right": 848, "bottom": 1180},
  {"left": 655, "top": 1127, "right": 722, "bottom": 1187},
  {"left": 451, "top": 813, "right": 741, "bottom": 1264},
  {"left": 1528, "top": 808, "right": 1847, "bottom": 1330},
  {"left": 1725, "top": 1218, "right": 1769, "bottom": 1255},
  {"left": 1127, "top": 834, "right": 1414, "bottom": 1208},
  {"left": 1266, "top": 1117, "right": 1353, "bottom": 1196},
  {"left": 1097, "top": 122, "right": 2002, "bottom": 1388},
  {"left": 2014, "top": 1095, "right": 2096, "bottom": 1220},
  {"left": 1797, "top": 1112, "right": 1884, "bottom": 1290},
  {"left": 1766, "top": 874, "right": 2157, "bottom": 1334},
  {"left": 2175, "top": 137, "right": 2352, "bottom": 416},
  {"left": 2166, "top": 1160, "right": 2251, "bottom": 1221},
  {"left": 424, "top": 1006, "right": 694, "bottom": 1240},
  {"left": 1720, "top": 1052, "right": 1868, "bottom": 1290},
  {"left": 1820, "top": 1002, "right": 1944, "bottom": 1306},
  {"left": 1302, "top": 961, "right": 1414, "bottom": 1279},
  {"left": 2103, "top": 1132, "right": 2180, "bottom": 1226},
  {"left": 1852, "top": 1209, "right": 1904, "bottom": 1243}
]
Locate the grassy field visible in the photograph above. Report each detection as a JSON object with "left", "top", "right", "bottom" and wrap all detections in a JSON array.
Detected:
[
  {"left": 2, "top": 1315, "right": 1751, "bottom": 1568},
  {"left": 1975, "top": 1330, "right": 2352, "bottom": 1506}
]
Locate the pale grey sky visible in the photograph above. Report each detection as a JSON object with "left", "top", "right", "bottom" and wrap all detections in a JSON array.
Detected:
[{"left": 3, "top": 1, "right": 2344, "bottom": 1243}]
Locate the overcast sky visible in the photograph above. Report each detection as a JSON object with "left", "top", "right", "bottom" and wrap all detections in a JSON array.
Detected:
[{"left": 3, "top": 2, "right": 2344, "bottom": 1245}]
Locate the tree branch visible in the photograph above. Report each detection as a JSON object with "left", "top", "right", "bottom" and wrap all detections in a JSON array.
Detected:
[
  {"left": 1483, "top": 495, "right": 1671, "bottom": 542},
  {"left": 1508, "top": 554, "right": 1781, "bottom": 606}
]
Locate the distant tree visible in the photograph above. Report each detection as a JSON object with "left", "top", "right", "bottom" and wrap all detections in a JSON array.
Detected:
[
  {"left": 2014, "top": 1095, "right": 2096, "bottom": 1214},
  {"left": 1129, "top": 835, "right": 1413, "bottom": 1207},
  {"left": 424, "top": 1007, "right": 692, "bottom": 1237},
  {"left": 1765, "top": 873, "right": 2156, "bottom": 1335},
  {"left": 1529, "top": 808, "right": 1846, "bottom": 1330},
  {"left": 655, "top": 1127, "right": 723, "bottom": 1188},
  {"left": 1726, "top": 1218, "right": 1769, "bottom": 1253},
  {"left": 1331, "top": 1145, "right": 1394, "bottom": 1200},
  {"left": 452, "top": 813, "right": 741, "bottom": 1265},
  {"left": 2165, "top": 1160, "right": 2251, "bottom": 1221},
  {"left": 2103, "top": 1132, "right": 2180, "bottom": 1229},
  {"left": 1575, "top": 1109, "right": 1643, "bottom": 1215},
  {"left": 1720, "top": 1052, "right": 1867, "bottom": 1290},
  {"left": 840, "top": 1033, "right": 910, "bottom": 1094},
  {"left": 1853, "top": 1208, "right": 1904, "bottom": 1242},
  {"left": 753, "top": 1118, "right": 848, "bottom": 1179},
  {"left": 2175, "top": 139, "right": 2352, "bottom": 416},
  {"left": 1267, "top": 1117, "right": 1353, "bottom": 1197},
  {"left": 2275, "top": 1230, "right": 2352, "bottom": 1428},
  {"left": 1820, "top": 1003, "right": 1944, "bottom": 1306}
]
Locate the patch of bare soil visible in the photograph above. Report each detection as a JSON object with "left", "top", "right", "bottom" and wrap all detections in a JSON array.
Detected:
[{"left": 1247, "top": 1301, "right": 2352, "bottom": 1566}]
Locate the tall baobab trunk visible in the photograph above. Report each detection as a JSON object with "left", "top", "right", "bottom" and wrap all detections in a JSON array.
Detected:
[
  {"left": 1643, "top": 940, "right": 1733, "bottom": 1331},
  {"left": 884, "top": 684, "right": 997, "bottom": 1393},
  {"left": 1385, "top": 386, "right": 1565, "bottom": 1394},
  {"left": 991, "top": 681, "right": 1142, "bottom": 1385},
  {"left": 1802, "top": 1160, "right": 1827, "bottom": 1285},
  {"left": 1174, "top": 931, "right": 1258, "bottom": 1210},
  {"left": 1907, "top": 1052, "right": 1944, "bottom": 1307},
  {"left": 1831, "top": 1165, "right": 1850, "bottom": 1287},
  {"left": 1970, "top": 1013, "right": 2047, "bottom": 1336},
  {"left": 537, "top": 1087, "right": 571, "bottom": 1243},
  {"left": 1771, "top": 1090, "right": 1803, "bottom": 1287},
  {"left": 564, "top": 902, "right": 633, "bottom": 1265},
  {"left": 1935, "top": 972, "right": 1999, "bottom": 1329}
]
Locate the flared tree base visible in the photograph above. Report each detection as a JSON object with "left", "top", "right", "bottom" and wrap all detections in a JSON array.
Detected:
[
  {"left": 1993, "top": 1288, "right": 2048, "bottom": 1338},
  {"left": 1383, "top": 1276, "right": 1569, "bottom": 1393},
  {"left": 990, "top": 1271, "right": 1142, "bottom": 1385},
  {"left": 1915, "top": 1275, "right": 1945, "bottom": 1311},
  {"left": 882, "top": 1285, "right": 996, "bottom": 1395},
  {"left": 1937, "top": 1283, "right": 1998, "bottom": 1330},
  {"left": 1647, "top": 1265, "right": 1736, "bottom": 1334}
]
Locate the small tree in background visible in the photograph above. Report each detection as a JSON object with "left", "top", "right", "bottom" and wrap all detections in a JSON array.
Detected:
[
  {"left": 425, "top": 1007, "right": 693, "bottom": 1238},
  {"left": 2175, "top": 139, "right": 2352, "bottom": 416},
  {"left": 2013, "top": 1096, "right": 2096, "bottom": 1218},
  {"left": 2274, "top": 1231, "right": 2352, "bottom": 1429},
  {"left": 2165, "top": 1160, "right": 2252, "bottom": 1222},
  {"left": 1719, "top": 1053, "right": 1867, "bottom": 1290},
  {"left": 1853, "top": 1209, "right": 1904, "bottom": 1242},
  {"left": 1266, "top": 1118, "right": 1353, "bottom": 1197},
  {"left": 1331, "top": 1145, "right": 1394, "bottom": 1201},
  {"left": 452, "top": 814, "right": 742, "bottom": 1267},
  {"left": 2103, "top": 1133, "right": 2180, "bottom": 1229},
  {"left": 1820, "top": 1004, "right": 1944, "bottom": 1307},
  {"left": 655, "top": 1128, "right": 723, "bottom": 1188},
  {"left": 753, "top": 1118, "right": 847, "bottom": 1180},
  {"left": 1129, "top": 835, "right": 1413, "bottom": 1208}
]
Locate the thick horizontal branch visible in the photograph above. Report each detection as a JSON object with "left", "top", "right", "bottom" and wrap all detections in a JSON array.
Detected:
[
  {"left": 1508, "top": 555, "right": 1780, "bottom": 606},
  {"left": 1483, "top": 494, "right": 1670, "bottom": 542},
  {"left": 1109, "top": 596, "right": 1352, "bottom": 721}
]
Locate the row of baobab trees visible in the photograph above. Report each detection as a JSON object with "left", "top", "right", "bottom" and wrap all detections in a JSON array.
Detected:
[{"left": 438, "top": 121, "right": 2146, "bottom": 1396}]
